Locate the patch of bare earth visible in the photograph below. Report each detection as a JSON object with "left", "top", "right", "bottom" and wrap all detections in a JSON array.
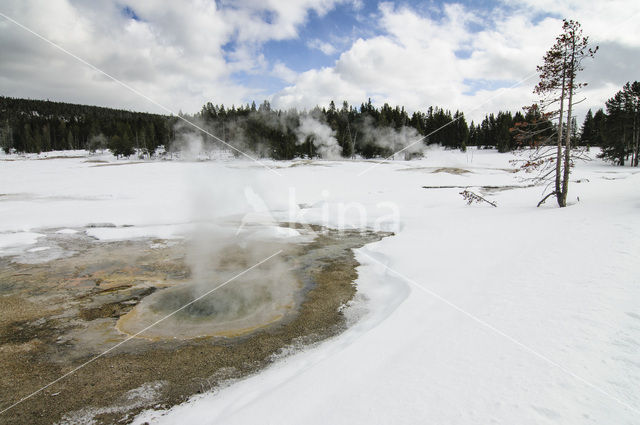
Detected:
[{"left": 0, "top": 226, "right": 389, "bottom": 425}]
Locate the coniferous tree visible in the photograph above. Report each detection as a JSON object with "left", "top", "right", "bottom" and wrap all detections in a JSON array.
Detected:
[
  {"left": 579, "top": 109, "right": 595, "bottom": 147},
  {"left": 520, "top": 19, "right": 597, "bottom": 207},
  {"left": 600, "top": 82, "right": 640, "bottom": 166}
]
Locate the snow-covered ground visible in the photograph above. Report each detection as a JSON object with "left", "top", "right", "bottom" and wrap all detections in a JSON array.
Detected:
[{"left": 1, "top": 147, "right": 639, "bottom": 424}]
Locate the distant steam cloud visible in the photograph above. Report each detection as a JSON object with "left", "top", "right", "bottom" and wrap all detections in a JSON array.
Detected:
[
  {"left": 168, "top": 105, "right": 426, "bottom": 161},
  {"left": 296, "top": 115, "right": 342, "bottom": 159},
  {"left": 176, "top": 132, "right": 204, "bottom": 161},
  {"left": 359, "top": 117, "right": 424, "bottom": 159}
]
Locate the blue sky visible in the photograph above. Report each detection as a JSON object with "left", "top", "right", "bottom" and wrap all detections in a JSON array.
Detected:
[
  {"left": 225, "top": 1, "right": 375, "bottom": 94},
  {"left": 215, "top": 0, "right": 563, "bottom": 109},
  {"left": 227, "top": 1, "right": 501, "bottom": 95}
]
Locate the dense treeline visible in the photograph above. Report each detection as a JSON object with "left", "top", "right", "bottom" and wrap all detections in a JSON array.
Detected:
[
  {"left": 587, "top": 81, "right": 640, "bottom": 166},
  {"left": 1, "top": 82, "right": 639, "bottom": 164},
  {"left": 192, "top": 99, "right": 548, "bottom": 159},
  {"left": 0, "top": 97, "right": 174, "bottom": 156},
  {"left": 193, "top": 99, "right": 476, "bottom": 159},
  {"left": 0, "top": 96, "right": 483, "bottom": 158}
]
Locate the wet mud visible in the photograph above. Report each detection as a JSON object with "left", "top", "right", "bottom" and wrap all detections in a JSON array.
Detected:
[{"left": 0, "top": 224, "right": 389, "bottom": 425}]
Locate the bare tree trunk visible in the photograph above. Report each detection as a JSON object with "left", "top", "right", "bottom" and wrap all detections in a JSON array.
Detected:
[
  {"left": 621, "top": 126, "right": 626, "bottom": 166},
  {"left": 561, "top": 40, "right": 578, "bottom": 207},
  {"left": 633, "top": 124, "right": 640, "bottom": 167},
  {"left": 631, "top": 111, "right": 640, "bottom": 167},
  {"left": 631, "top": 115, "right": 636, "bottom": 167},
  {"left": 555, "top": 60, "right": 566, "bottom": 207}
]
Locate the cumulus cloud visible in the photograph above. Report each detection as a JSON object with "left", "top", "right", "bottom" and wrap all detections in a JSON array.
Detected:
[
  {"left": 307, "top": 38, "right": 338, "bottom": 55},
  {"left": 270, "top": 1, "right": 639, "bottom": 122},
  {"left": 270, "top": 4, "right": 552, "bottom": 121},
  {"left": 271, "top": 61, "right": 298, "bottom": 84},
  {"left": 501, "top": 0, "right": 640, "bottom": 47},
  {"left": 0, "top": 0, "right": 347, "bottom": 113}
]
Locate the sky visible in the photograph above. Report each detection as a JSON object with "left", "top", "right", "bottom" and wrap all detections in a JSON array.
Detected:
[{"left": 0, "top": 0, "right": 639, "bottom": 123}]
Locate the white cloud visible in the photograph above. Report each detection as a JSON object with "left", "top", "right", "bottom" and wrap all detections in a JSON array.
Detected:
[
  {"left": 307, "top": 38, "right": 338, "bottom": 55},
  {"left": 271, "top": 1, "right": 637, "bottom": 122},
  {"left": 273, "top": 3, "right": 510, "bottom": 120},
  {"left": 501, "top": 0, "right": 640, "bottom": 47},
  {"left": 271, "top": 61, "right": 298, "bottom": 83},
  {"left": 273, "top": 67, "right": 366, "bottom": 109},
  {"left": 0, "top": 0, "right": 347, "bottom": 113}
]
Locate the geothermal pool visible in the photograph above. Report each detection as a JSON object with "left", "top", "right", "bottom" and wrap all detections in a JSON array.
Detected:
[
  {"left": 116, "top": 236, "right": 302, "bottom": 340},
  {"left": 0, "top": 222, "right": 389, "bottom": 425}
]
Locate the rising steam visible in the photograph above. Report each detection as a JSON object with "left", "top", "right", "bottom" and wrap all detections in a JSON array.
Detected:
[
  {"left": 169, "top": 106, "right": 425, "bottom": 160},
  {"left": 358, "top": 116, "right": 424, "bottom": 159},
  {"left": 296, "top": 115, "right": 342, "bottom": 159}
]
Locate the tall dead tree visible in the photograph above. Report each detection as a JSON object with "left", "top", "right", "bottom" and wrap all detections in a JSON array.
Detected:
[{"left": 517, "top": 20, "right": 597, "bottom": 207}]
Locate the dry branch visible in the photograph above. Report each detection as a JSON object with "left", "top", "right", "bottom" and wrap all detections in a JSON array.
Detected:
[{"left": 459, "top": 190, "right": 497, "bottom": 207}]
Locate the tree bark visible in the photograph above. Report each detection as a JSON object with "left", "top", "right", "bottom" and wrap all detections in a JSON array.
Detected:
[
  {"left": 555, "top": 56, "right": 566, "bottom": 207},
  {"left": 561, "top": 39, "right": 577, "bottom": 207},
  {"left": 631, "top": 111, "right": 640, "bottom": 167}
]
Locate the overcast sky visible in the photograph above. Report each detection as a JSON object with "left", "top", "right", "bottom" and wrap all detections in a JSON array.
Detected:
[{"left": 1, "top": 0, "right": 639, "bottom": 122}]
